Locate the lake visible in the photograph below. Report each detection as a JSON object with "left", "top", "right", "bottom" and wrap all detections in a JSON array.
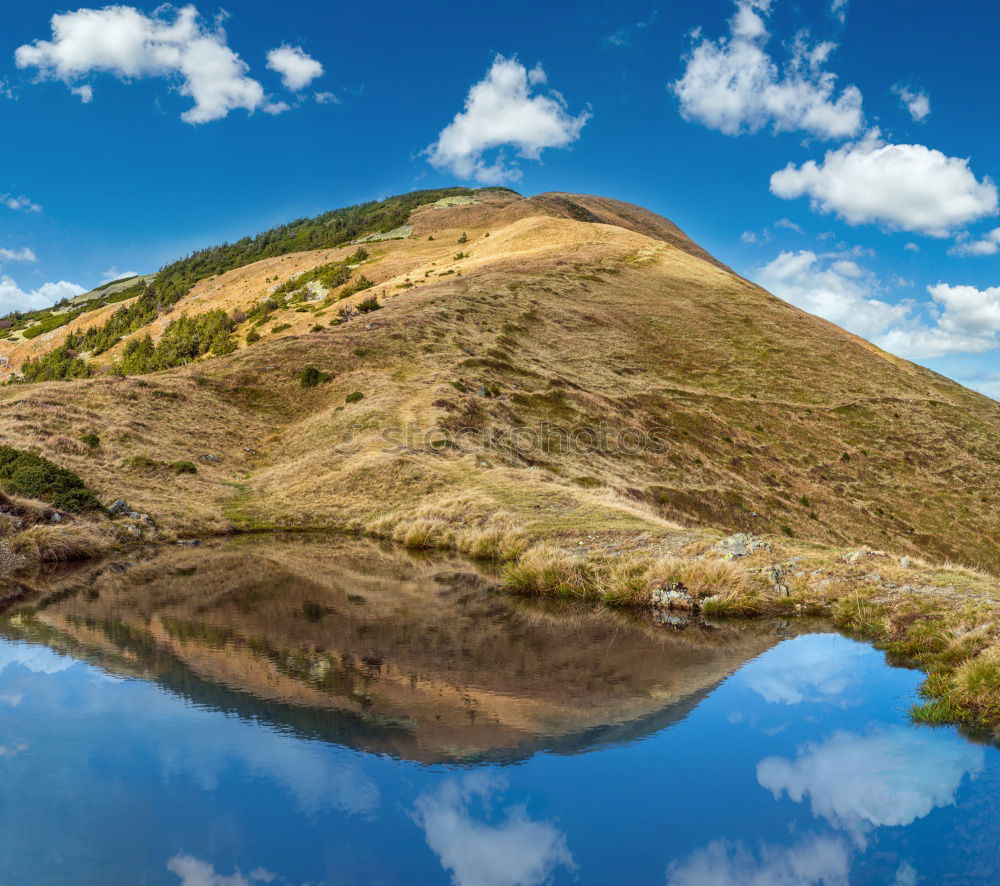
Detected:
[{"left": 0, "top": 535, "right": 996, "bottom": 884}]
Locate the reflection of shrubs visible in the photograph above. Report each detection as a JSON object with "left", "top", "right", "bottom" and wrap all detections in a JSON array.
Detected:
[
  {"left": 345, "top": 391, "right": 364, "bottom": 403},
  {"left": 302, "top": 601, "right": 326, "bottom": 622},
  {"left": 170, "top": 460, "right": 197, "bottom": 474},
  {"left": 298, "top": 366, "right": 332, "bottom": 388},
  {"left": 0, "top": 445, "right": 101, "bottom": 512},
  {"left": 356, "top": 295, "right": 381, "bottom": 313}
]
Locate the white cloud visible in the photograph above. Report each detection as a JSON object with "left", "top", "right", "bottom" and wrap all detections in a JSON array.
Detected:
[
  {"left": 0, "top": 276, "right": 86, "bottom": 314},
  {"left": 0, "top": 247, "right": 37, "bottom": 263},
  {"left": 425, "top": 55, "right": 590, "bottom": 184},
  {"left": 15, "top": 5, "right": 282, "bottom": 123},
  {"left": 314, "top": 90, "right": 339, "bottom": 105},
  {"left": 756, "top": 249, "right": 908, "bottom": 338},
  {"left": 756, "top": 250, "right": 1000, "bottom": 359},
  {"left": 758, "top": 727, "right": 984, "bottom": 842},
  {"left": 830, "top": 0, "right": 849, "bottom": 23},
  {"left": 167, "top": 856, "right": 275, "bottom": 886},
  {"left": 672, "top": 0, "right": 863, "bottom": 139},
  {"left": 413, "top": 773, "right": 575, "bottom": 886},
  {"left": 70, "top": 83, "right": 93, "bottom": 103},
  {"left": 266, "top": 45, "right": 323, "bottom": 92},
  {"left": 877, "top": 283, "right": 1000, "bottom": 358},
  {"left": 927, "top": 282, "right": 1000, "bottom": 334},
  {"left": 903, "top": 242, "right": 920, "bottom": 252},
  {"left": 774, "top": 217, "right": 804, "bottom": 233},
  {"left": 770, "top": 130, "right": 998, "bottom": 236},
  {"left": 100, "top": 266, "right": 140, "bottom": 283},
  {"left": 1, "top": 194, "right": 41, "bottom": 213},
  {"left": 667, "top": 834, "right": 850, "bottom": 886},
  {"left": 951, "top": 228, "right": 1000, "bottom": 256},
  {"left": 892, "top": 84, "right": 930, "bottom": 122}
]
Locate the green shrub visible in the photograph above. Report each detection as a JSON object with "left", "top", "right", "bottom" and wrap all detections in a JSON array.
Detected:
[
  {"left": 79, "top": 432, "right": 100, "bottom": 449},
  {"left": 340, "top": 275, "right": 374, "bottom": 299},
  {"left": 170, "top": 460, "right": 198, "bottom": 474},
  {"left": 310, "top": 324, "right": 324, "bottom": 333},
  {"left": 298, "top": 366, "right": 332, "bottom": 388},
  {"left": 345, "top": 391, "right": 364, "bottom": 403},
  {"left": 245, "top": 329, "right": 261, "bottom": 344},
  {"left": 0, "top": 446, "right": 101, "bottom": 512},
  {"left": 356, "top": 295, "right": 381, "bottom": 313},
  {"left": 271, "top": 323, "right": 292, "bottom": 334},
  {"left": 124, "top": 455, "right": 167, "bottom": 473}
]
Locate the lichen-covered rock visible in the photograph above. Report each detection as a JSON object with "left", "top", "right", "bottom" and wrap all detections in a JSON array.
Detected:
[
  {"left": 713, "top": 533, "right": 771, "bottom": 560},
  {"left": 650, "top": 585, "right": 696, "bottom": 610}
]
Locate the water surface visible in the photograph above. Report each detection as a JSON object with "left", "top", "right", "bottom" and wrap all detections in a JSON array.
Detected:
[{"left": 1, "top": 536, "right": 997, "bottom": 884}]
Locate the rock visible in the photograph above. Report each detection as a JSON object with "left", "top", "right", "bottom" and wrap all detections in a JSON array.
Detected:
[
  {"left": 899, "top": 556, "right": 912, "bottom": 568},
  {"left": 108, "top": 499, "right": 131, "bottom": 518},
  {"left": 714, "top": 533, "right": 771, "bottom": 560},
  {"left": 766, "top": 566, "right": 790, "bottom": 596},
  {"left": 650, "top": 585, "right": 695, "bottom": 610},
  {"left": 48, "top": 512, "right": 63, "bottom": 524},
  {"left": 843, "top": 547, "right": 886, "bottom": 564},
  {"left": 199, "top": 454, "right": 221, "bottom": 464}
]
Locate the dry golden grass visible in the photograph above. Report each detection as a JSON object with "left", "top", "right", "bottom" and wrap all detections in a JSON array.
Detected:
[
  {"left": 7, "top": 523, "right": 111, "bottom": 562},
  {"left": 0, "top": 190, "right": 997, "bottom": 584}
]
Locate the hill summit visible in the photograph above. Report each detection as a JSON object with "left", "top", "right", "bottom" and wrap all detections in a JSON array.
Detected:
[{"left": 0, "top": 187, "right": 998, "bottom": 570}]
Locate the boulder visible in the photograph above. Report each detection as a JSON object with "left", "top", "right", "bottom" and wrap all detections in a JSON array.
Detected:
[{"left": 714, "top": 533, "right": 771, "bottom": 559}]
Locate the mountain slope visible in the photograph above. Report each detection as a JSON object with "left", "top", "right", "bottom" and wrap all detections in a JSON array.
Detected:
[{"left": 1, "top": 189, "right": 998, "bottom": 569}]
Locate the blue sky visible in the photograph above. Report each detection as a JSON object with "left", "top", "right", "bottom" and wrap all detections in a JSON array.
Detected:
[{"left": 1, "top": 0, "right": 998, "bottom": 397}]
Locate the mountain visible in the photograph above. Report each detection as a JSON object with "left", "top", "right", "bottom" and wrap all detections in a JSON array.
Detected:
[{"left": 1, "top": 188, "right": 998, "bottom": 570}]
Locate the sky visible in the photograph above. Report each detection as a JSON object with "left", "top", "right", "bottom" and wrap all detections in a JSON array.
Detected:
[{"left": 1, "top": 0, "right": 998, "bottom": 398}]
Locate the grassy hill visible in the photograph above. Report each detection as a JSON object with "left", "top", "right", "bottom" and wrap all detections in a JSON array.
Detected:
[
  {"left": 0, "top": 187, "right": 996, "bottom": 570},
  {"left": 4, "top": 186, "right": 1000, "bottom": 729}
]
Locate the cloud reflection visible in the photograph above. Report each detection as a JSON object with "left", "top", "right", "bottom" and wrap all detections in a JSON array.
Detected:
[
  {"left": 758, "top": 727, "right": 984, "bottom": 840},
  {"left": 167, "top": 855, "right": 275, "bottom": 886},
  {"left": 667, "top": 834, "right": 850, "bottom": 886},
  {"left": 741, "top": 635, "right": 861, "bottom": 706},
  {"left": 413, "top": 773, "right": 575, "bottom": 886}
]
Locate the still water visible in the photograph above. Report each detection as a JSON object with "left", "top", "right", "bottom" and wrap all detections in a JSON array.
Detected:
[{"left": 0, "top": 535, "right": 997, "bottom": 885}]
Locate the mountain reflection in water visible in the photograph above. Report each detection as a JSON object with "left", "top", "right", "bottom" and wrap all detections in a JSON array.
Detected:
[{"left": 0, "top": 535, "right": 996, "bottom": 885}]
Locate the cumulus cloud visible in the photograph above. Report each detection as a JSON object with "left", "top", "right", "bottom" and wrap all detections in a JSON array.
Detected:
[
  {"left": 756, "top": 249, "right": 909, "bottom": 338},
  {"left": 413, "top": 773, "right": 575, "bottom": 886},
  {"left": 756, "top": 250, "right": 1000, "bottom": 359},
  {"left": 892, "top": 84, "right": 930, "bottom": 122},
  {"left": 167, "top": 855, "right": 275, "bottom": 886},
  {"left": 951, "top": 228, "right": 1000, "bottom": 257},
  {"left": 876, "top": 283, "right": 1000, "bottom": 358},
  {"left": 667, "top": 834, "right": 850, "bottom": 886},
  {"left": 14, "top": 5, "right": 287, "bottom": 123},
  {"left": 758, "top": 727, "right": 984, "bottom": 842},
  {"left": 266, "top": 45, "right": 323, "bottom": 92},
  {"left": 0, "top": 247, "right": 37, "bottom": 263},
  {"left": 0, "top": 276, "right": 86, "bottom": 315},
  {"left": 425, "top": 55, "right": 590, "bottom": 184},
  {"left": 672, "top": 0, "right": 863, "bottom": 139},
  {"left": 770, "top": 130, "right": 998, "bottom": 236},
  {"left": 1, "top": 194, "right": 41, "bottom": 213}
]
